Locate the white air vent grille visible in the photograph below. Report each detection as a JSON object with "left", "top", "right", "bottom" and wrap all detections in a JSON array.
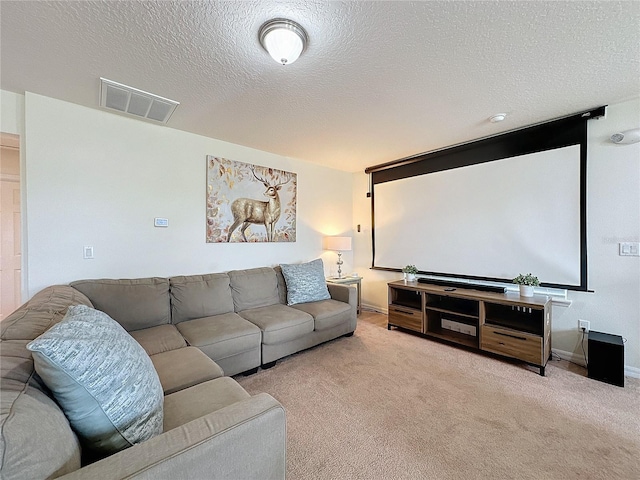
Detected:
[{"left": 100, "top": 78, "right": 179, "bottom": 124}]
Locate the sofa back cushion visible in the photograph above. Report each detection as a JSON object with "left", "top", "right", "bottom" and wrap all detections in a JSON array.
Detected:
[
  {"left": 274, "top": 266, "right": 288, "bottom": 305},
  {"left": 1, "top": 371, "right": 82, "bottom": 480},
  {"left": 170, "top": 273, "right": 235, "bottom": 324},
  {"left": 0, "top": 286, "right": 92, "bottom": 480},
  {"left": 1, "top": 285, "right": 93, "bottom": 341},
  {"left": 70, "top": 278, "right": 170, "bottom": 331},
  {"left": 228, "top": 267, "right": 280, "bottom": 312}
]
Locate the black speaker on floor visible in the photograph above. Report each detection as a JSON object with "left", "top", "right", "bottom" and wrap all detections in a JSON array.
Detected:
[{"left": 588, "top": 331, "right": 624, "bottom": 387}]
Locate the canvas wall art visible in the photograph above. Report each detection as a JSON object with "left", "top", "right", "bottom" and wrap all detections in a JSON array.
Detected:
[{"left": 206, "top": 156, "right": 297, "bottom": 243}]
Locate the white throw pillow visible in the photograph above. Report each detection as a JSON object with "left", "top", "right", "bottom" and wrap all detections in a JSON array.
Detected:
[
  {"left": 27, "top": 305, "right": 163, "bottom": 455},
  {"left": 280, "top": 258, "right": 331, "bottom": 305}
]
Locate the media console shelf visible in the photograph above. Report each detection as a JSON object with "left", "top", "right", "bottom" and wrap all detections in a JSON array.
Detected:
[{"left": 388, "top": 281, "right": 551, "bottom": 375}]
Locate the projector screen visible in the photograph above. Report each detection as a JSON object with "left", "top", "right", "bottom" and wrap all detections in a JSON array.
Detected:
[
  {"left": 373, "top": 145, "right": 581, "bottom": 286},
  {"left": 366, "top": 108, "right": 603, "bottom": 291}
]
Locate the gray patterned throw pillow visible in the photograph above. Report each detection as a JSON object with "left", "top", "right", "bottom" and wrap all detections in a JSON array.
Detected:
[
  {"left": 26, "top": 305, "right": 163, "bottom": 455},
  {"left": 280, "top": 258, "right": 331, "bottom": 305}
]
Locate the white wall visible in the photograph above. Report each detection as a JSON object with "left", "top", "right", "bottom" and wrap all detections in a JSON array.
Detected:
[
  {"left": 1, "top": 90, "right": 24, "bottom": 135},
  {"left": 353, "top": 98, "right": 640, "bottom": 372},
  {"left": 21, "top": 92, "right": 353, "bottom": 295}
]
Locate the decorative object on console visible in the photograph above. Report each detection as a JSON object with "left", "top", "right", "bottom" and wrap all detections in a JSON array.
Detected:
[
  {"left": 26, "top": 305, "right": 164, "bottom": 455},
  {"left": 402, "top": 264, "right": 418, "bottom": 282},
  {"left": 259, "top": 18, "right": 308, "bottom": 65},
  {"left": 280, "top": 258, "right": 331, "bottom": 306},
  {"left": 513, "top": 273, "right": 540, "bottom": 297},
  {"left": 323, "top": 236, "right": 352, "bottom": 278},
  {"left": 206, "top": 156, "right": 297, "bottom": 243}
]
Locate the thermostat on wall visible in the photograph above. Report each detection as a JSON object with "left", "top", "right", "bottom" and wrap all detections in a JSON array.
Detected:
[{"left": 154, "top": 217, "right": 169, "bottom": 227}]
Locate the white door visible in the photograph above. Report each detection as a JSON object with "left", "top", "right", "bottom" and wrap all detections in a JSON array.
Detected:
[{"left": 0, "top": 134, "right": 21, "bottom": 321}]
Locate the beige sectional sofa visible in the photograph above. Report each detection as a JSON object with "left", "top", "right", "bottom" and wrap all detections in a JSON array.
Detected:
[{"left": 0, "top": 265, "right": 357, "bottom": 479}]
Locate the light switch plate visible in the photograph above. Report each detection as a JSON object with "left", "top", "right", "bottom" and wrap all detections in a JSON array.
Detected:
[
  {"left": 619, "top": 242, "right": 640, "bottom": 256},
  {"left": 83, "top": 246, "right": 94, "bottom": 259},
  {"left": 154, "top": 217, "right": 169, "bottom": 227}
]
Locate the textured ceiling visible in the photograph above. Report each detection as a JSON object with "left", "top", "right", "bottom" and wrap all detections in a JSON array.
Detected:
[{"left": 1, "top": 1, "right": 639, "bottom": 172}]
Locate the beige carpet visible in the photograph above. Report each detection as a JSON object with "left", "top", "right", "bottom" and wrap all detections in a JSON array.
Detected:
[{"left": 237, "top": 318, "right": 640, "bottom": 480}]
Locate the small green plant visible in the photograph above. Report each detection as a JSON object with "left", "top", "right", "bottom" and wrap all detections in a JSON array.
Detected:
[
  {"left": 513, "top": 273, "right": 540, "bottom": 286},
  {"left": 402, "top": 265, "right": 418, "bottom": 275}
]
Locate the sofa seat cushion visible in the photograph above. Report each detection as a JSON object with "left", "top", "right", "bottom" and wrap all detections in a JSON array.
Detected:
[
  {"left": 70, "top": 277, "right": 171, "bottom": 331},
  {"left": 170, "top": 273, "right": 235, "bottom": 324},
  {"left": 151, "top": 347, "right": 224, "bottom": 395},
  {"left": 26, "top": 305, "right": 164, "bottom": 455},
  {"left": 130, "top": 324, "right": 187, "bottom": 356},
  {"left": 239, "top": 305, "right": 314, "bottom": 345},
  {"left": 291, "top": 299, "right": 353, "bottom": 331},
  {"left": 176, "top": 313, "right": 262, "bottom": 362},
  {"left": 163, "top": 377, "right": 251, "bottom": 432}
]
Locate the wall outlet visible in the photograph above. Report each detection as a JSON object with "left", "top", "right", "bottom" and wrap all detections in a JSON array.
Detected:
[{"left": 579, "top": 319, "right": 590, "bottom": 332}]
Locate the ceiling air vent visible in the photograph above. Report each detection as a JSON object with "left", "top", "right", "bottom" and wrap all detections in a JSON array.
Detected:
[{"left": 99, "top": 78, "right": 179, "bottom": 124}]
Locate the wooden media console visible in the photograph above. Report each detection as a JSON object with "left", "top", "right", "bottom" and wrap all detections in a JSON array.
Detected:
[{"left": 388, "top": 280, "right": 551, "bottom": 375}]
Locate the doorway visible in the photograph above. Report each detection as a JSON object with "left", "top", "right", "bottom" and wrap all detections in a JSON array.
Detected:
[{"left": 0, "top": 132, "right": 21, "bottom": 320}]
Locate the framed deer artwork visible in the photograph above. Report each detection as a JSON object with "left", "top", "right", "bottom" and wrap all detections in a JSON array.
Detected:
[{"left": 206, "top": 156, "right": 297, "bottom": 243}]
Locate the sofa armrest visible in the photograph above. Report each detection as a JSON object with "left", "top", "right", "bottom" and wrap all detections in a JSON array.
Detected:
[
  {"left": 327, "top": 283, "right": 358, "bottom": 331},
  {"left": 58, "top": 393, "right": 285, "bottom": 480},
  {"left": 326, "top": 283, "right": 356, "bottom": 307}
]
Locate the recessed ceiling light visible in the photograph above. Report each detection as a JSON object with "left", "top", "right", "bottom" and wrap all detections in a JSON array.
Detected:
[{"left": 489, "top": 113, "right": 507, "bottom": 123}]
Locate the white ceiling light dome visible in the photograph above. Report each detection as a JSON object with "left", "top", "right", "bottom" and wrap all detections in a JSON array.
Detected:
[{"left": 259, "top": 18, "right": 308, "bottom": 65}]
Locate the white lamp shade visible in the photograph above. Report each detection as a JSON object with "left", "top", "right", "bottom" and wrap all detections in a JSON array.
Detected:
[
  {"left": 324, "top": 236, "right": 352, "bottom": 251},
  {"left": 263, "top": 28, "right": 304, "bottom": 65}
]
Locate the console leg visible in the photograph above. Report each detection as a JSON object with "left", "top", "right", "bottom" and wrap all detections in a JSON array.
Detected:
[
  {"left": 262, "top": 361, "right": 277, "bottom": 370},
  {"left": 387, "top": 324, "right": 391, "bottom": 330},
  {"left": 540, "top": 366, "right": 545, "bottom": 376}
]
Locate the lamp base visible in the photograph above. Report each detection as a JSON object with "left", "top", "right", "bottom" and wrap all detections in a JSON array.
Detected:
[{"left": 336, "top": 252, "right": 344, "bottom": 278}]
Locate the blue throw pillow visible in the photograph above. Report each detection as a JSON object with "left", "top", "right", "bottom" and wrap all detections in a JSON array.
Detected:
[
  {"left": 280, "top": 258, "right": 331, "bottom": 305},
  {"left": 27, "top": 305, "right": 164, "bottom": 455}
]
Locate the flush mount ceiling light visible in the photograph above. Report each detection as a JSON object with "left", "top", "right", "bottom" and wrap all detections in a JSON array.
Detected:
[{"left": 259, "top": 18, "right": 308, "bottom": 65}]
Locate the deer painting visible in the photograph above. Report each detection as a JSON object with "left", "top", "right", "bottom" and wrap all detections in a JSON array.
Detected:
[{"left": 227, "top": 166, "right": 291, "bottom": 242}]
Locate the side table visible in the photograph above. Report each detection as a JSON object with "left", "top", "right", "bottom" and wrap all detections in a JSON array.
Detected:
[{"left": 326, "top": 276, "right": 362, "bottom": 315}]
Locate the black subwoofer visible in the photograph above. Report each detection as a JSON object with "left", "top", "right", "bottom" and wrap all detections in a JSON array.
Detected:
[{"left": 588, "top": 331, "right": 624, "bottom": 387}]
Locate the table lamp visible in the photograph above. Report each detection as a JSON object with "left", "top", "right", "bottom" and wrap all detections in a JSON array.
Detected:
[{"left": 323, "top": 236, "right": 352, "bottom": 279}]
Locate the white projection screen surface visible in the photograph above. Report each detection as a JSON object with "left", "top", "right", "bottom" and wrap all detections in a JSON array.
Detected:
[{"left": 373, "top": 145, "right": 582, "bottom": 286}]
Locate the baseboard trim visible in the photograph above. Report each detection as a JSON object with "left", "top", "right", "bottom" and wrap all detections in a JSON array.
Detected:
[
  {"left": 362, "top": 303, "right": 387, "bottom": 314},
  {"left": 624, "top": 365, "right": 640, "bottom": 379},
  {"left": 552, "top": 348, "right": 587, "bottom": 368},
  {"left": 552, "top": 348, "right": 640, "bottom": 379}
]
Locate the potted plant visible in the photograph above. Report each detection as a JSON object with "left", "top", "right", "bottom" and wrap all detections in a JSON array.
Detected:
[
  {"left": 513, "top": 273, "right": 540, "bottom": 297},
  {"left": 402, "top": 265, "right": 418, "bottom": 282}
]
